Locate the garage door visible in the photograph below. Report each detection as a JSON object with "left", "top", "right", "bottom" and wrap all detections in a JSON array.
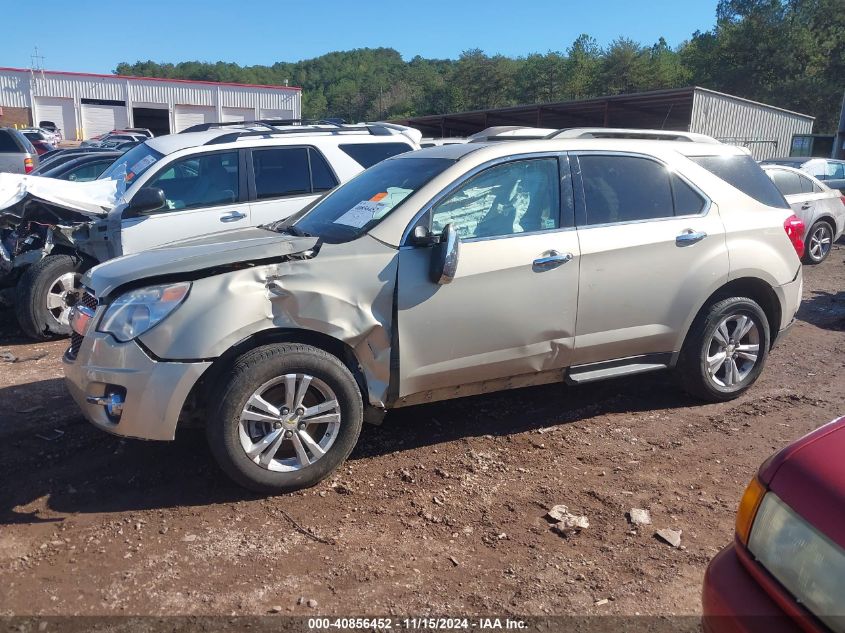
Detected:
[
  {"left": 81, "top": 104, "right": 129, "bottom": 139},
  {"left": 222, "top": 107, "right": 254, "bottom": 123},
  {"left": 174, "top": 105, "right": 217, "bottom": 132},
  {"left": 260, "top": 108, "right": 294, "bottom": 122},
  {"left": 34, "top": 97, "right": 76, "bottom": 141}
]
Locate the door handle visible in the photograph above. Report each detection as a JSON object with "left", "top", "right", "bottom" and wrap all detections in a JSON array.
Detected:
[
  {"left": 801, "top": 203, "right": 812, "bottom": 210},
  {"left": 676, "top": 229, "right": 707, "bottom": 246},
  {"left": 533, "top": 250, "right": 574, "bottom": 270},
  {"left": 219, "top": 211, "right": 246, "bottom": 222}
]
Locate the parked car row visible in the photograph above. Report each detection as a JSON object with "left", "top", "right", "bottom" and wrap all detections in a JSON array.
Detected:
[{"left": 1, "top": 120, "right": 422, "bottom": 339}]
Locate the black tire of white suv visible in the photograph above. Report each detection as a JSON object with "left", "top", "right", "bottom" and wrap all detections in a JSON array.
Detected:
[
  {"left": 207, "top": 343, "right": 364, "bottom": 493},
  {"left": 677, "top": 297, "right": 770, "bottom": 402},
  {"left": 15, "top": 254, "right": 84, "bottom": 340}
]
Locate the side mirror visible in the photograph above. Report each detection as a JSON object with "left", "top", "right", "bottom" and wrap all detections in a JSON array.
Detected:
[
  {"left": 430, "top": 223, "right": 460, "bottom": 285},
  {"left": 126, "top": 187, "right": 166, "bottom": 217}
]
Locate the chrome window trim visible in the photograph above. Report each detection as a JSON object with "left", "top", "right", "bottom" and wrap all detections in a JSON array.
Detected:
[
  {"left": 398, "top": 151, "right": 568, "bottom": 247},
  {"left": 572, "top": 150, "right": 713, "bottom": 228}
]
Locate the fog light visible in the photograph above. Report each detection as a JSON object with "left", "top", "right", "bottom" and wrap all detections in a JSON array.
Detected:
[{"left": 86, "top": 388, "right": 126, "bottom": 421}]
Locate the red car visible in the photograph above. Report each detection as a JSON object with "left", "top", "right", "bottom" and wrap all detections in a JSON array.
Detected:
[{"left": 702, "top": 416, "right": 845, "bottom": 633}]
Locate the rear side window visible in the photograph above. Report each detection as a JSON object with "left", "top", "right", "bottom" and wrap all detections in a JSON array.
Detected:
[
  {"left": 580, "top": 155, "right": 674, "bottom": 225},
  {"left": 767, "top": 169, "right": 803, "bottom": 196},
  {"left": 690, "top": 155, "right": 788, "bottom": 209},
  {"left": 308, "top": 148, "right": 338, "bottom": 192},
  {"left": 253, "top": 147, "right": 310, "bottom": 198},
  {"left": 0, "top": 130, "right": 19, "bottom": 152},
  {"left": 799, "top": 174, "right": 822, "bottom": 193},
  {"left": 339, "top": 142, "right": 413, "bottom": 168},
  {"left": 252, "top": 147, "right": 339, "bottom": 199},
  {"left": 672, "top": 174, "right": 706, "bottom": 215}
]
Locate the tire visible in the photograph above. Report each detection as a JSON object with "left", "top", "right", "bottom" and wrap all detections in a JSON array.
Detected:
[
  {"left": 802, "top": 220, "right": 834, "bottom": 264},
  {"left": 206, "top": 343, "right": 363, "bottom": 493},
  {"left": 14, "top": 254, "right": 83, "bottom": 340},
  {"left": 676, "top": 297, "right": 770, "bottom": 402}
]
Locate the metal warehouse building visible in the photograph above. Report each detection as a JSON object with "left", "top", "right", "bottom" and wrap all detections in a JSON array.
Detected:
[
  {"left": 396, "top": 86, "right": 814, "bottom": 160},
  {"left": 0, "top": 67, "right": 301, "bottom": 140}
]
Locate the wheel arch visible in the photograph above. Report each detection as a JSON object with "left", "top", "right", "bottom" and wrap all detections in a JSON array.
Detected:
[
  {"left": 180, "top": 327, "right": 375, "bottom": 428},
  {"left": 677, "top": 277, "right": 782, "bottom": 361}
]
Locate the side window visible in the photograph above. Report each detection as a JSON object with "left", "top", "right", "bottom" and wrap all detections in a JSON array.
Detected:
[
  {"left": 431, "top": 158, "right": 560, "bottom": 240},
  {"left": 339, "top": 142, "right": 413, "bottom": 168},
  {"left": 768, "top": 169, "right": 803, "bottom": 196},
  {"left": 826, "top": 161, "right": 845, "bottom": 180},
  {"left": 253, "top": 147, "right": 311, "bottom": 199},
  {"left": 67, "top": 162, "right": 109, "bottom": 182},
  {"left": 671, "top": 174, "right": 706, "bottom": 215},
  {"left": 0, "top": 130, "right": 19, "bottom": 152},
  {"left": 308, "top": 148, "right": 338, "bottom": 192},
  {"left": 580, "top": 155, "right": 673, "bottom": 225},
  {"left": 796, "top": 173, "right": 821, "bottom": 194},
  {"left": 146, "top": 151, "right": 239, "bottom": 211}
]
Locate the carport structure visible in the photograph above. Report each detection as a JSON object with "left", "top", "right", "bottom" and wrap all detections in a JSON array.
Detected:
[{"left": 394, "top": 87, "right": 814, "bottom": 160}]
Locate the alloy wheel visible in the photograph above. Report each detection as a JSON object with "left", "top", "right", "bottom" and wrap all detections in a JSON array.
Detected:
[
  {"left": 808, "top": 223, "right": 832, "bottom": 262},
  {"left": 238, "top": 373, "right": 341, "bottom": 472},
  {"left": 705, "top": 313, "right": 761, "bottom": 389},
  {"left": 46, "top": 272, "right": 81, "bottom": 326}
]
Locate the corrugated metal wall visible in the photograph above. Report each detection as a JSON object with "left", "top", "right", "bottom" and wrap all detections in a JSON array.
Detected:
[
  {"left": 0, "top": 68, "right": 300, "bottom": 139},
  {"left": 690, "top": 88, "right": 813, "bottom": 160}
]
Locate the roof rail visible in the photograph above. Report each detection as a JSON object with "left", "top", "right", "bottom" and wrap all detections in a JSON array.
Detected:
[
  {"left": 468, "top": 126, "right": 558, "bottom": 142},
  {"left": 546, "top": 127, "right": 722, "bottom": 144},
  {"left": 180, "top": 118, "right": 349, "bottom": 133},
  {"left": 200, "top": 121, "right": 416, "bottom": 146}
]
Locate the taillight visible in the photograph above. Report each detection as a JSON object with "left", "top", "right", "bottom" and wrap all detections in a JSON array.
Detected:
[
  {"left": 783, "top": 214, "right": 805, "bottom": 259},
  {"left": 840, "top": 195, "right": 845, "bottom": 208},
  {"left": 24, "top": 157, "right": 34, "bottom": 174}
]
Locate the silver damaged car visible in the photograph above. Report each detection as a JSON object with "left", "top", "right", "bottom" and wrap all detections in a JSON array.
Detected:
[{"left": 64, "top": 130, "right": 805, "bottom": 492}]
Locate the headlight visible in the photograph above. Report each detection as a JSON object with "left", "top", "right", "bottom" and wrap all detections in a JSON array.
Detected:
[
  {"left": 748, "top": 493, "right": 845, "bottom": 632},
  {"left": 97, "top": 282, "right": 190, "bottom": 342}
]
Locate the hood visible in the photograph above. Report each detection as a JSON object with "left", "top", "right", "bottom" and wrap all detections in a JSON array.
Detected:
[
  {"left": 84, "top": 227, "right": 320, "bottom": 297},
  {"left": 766, "top": 417, "right": 845, "bottom": 550},
  {"left": 0, "top": 172, "right": 117, "bottom": 227}
]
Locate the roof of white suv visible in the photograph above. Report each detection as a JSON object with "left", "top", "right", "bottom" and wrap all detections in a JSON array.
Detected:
[
  {"left": 146, "top": 122, "right": 422, "bottom": 155},
  {"left": 398, "top": 136, "right": 750, "bottom": 163}
]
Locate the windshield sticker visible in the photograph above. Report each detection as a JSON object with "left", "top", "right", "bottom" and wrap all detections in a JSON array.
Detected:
[
  {"left": 370, "top": 192, "right": 388, "bottom": 202},
  {"left": 130, "top": 155, "right": 157, "bottom": 177},
  {"left": 334, "top": 200, "right": 389, "bottom": 227}
]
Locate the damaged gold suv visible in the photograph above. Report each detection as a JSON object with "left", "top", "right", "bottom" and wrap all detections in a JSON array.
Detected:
[{"left": 64, "top": 129, "right": 805, "bottom": 492}]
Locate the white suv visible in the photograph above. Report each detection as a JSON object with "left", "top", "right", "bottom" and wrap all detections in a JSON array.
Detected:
[
  {"left": 9, "top": 122, "right": 421, "bottom": 339},
  {"left": 64, "top": 128, "right": 805, "bottom": 493}
]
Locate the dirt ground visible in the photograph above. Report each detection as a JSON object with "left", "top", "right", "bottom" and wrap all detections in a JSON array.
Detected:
[{"left": 0, "top": 250, "right": 843, "bottom": 619}]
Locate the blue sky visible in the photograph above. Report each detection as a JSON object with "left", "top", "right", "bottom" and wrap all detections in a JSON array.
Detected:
[{"left": 1, "top": 0, "right": 718, "bottom": 74}]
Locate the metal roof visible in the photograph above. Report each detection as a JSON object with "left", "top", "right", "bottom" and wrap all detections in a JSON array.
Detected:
[
  {"left": 393, "top": 87, "right": 813, "bottom": 138},
  {"left": 0, "top": 66, "right": 301, "bottom": 91}
]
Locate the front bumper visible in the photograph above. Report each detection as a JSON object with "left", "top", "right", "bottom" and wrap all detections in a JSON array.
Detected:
[
  {"left": 702, "top": 544, "right": 819, "bottom": 633},
  {"left": 63, "top": 331, "right": 211, "bottom": 441}
]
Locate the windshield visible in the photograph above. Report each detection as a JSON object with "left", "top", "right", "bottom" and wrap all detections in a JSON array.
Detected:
[
  {"left": 276, "top": 157, "right": 455, "bottom": 243},
  {"left": 98, "top": 142, "right": 163, "bottom": 192}
]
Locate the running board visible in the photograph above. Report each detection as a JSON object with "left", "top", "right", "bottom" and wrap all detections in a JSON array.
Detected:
[{"left": 566, "top": 354, "right": 672, "bottom": 385}]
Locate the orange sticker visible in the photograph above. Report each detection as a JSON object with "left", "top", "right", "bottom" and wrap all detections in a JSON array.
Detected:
[{"left": 370, "top": 192, "right": 387, "bottom": 202}]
